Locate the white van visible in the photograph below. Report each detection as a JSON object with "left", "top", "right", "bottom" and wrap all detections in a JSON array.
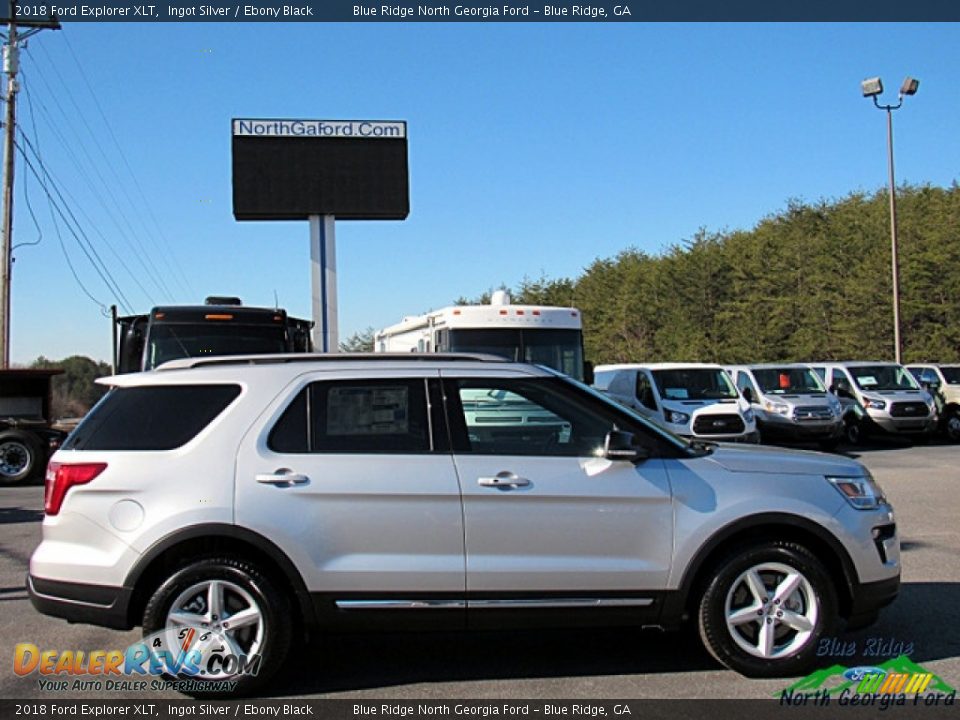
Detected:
[
  {"left": 594, "top": 363, "right": 757, "bottom": 442},
  {"left": 809, "top": 361, "right": 938, "bottom": 444},
  {"left": 726, "top": 364, "right": 844, "bottom": 450}
]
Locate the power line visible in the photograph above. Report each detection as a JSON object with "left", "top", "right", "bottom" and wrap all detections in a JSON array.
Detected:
[
  {"left": 15, "top": 135, "right": 134, "bottom": 314},
  {"left": 19, "top": 72, "right": 158, "bottom": 306},
  {"left": 60, "top": 31, "right": 195, "bottom": 299},
  {"left": 26, "top": 43, "right": 178, "bottom": 302}
]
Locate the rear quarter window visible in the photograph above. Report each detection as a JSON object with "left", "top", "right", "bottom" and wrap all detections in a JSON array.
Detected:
[{"left": 62, "top": 384, "right": 242, "bottom": 451}]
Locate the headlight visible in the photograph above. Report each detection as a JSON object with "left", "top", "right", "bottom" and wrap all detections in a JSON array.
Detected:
[
  {"left": 828, "top": 473, "right": 887, "bottom": 510},
  {"left": 765, "top": 400, "right": 790, "bottom": 415},
  {"left": 864, "top": 398, "right": 887, "bottom": 411},
  {"left": 743, "top": 409, "right": 755, "bottom": 423},
  {"left": 666, "top": 410, "right": 690, "bottom": 425}
]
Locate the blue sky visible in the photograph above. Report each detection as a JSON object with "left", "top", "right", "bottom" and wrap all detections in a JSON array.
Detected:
[{"left": 9, "top": 22, "right": 960, "bottom": 364}]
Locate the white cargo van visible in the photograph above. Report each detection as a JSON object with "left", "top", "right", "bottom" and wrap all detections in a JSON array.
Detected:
[
  {"left": 810, "top": 361, "right": 938, "bottom": 444},
  {"left": 726, "top": 364, "right": 844, "bottom": 450},
  {"left": 594, "top": 363, "right": 757, "bottom": 442}
]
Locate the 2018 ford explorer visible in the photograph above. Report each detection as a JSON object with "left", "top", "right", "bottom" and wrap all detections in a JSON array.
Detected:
[{"left": 29, "top": 354, "right": 900, "bottom": 695}]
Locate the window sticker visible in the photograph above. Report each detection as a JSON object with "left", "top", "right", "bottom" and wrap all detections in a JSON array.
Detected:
[
  {"left": 858, "top": 376, "right": 878, "bottom": 387},
  {"left": 664, "top": 387, "right": 688, "bottom": 399},
  {"left": 327, "top": 386, "right": 409, "bottom": 436}
]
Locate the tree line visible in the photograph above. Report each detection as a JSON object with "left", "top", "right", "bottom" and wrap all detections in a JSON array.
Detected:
[{"left": 503, "top": 183, "right": 960, "bottom": 365}]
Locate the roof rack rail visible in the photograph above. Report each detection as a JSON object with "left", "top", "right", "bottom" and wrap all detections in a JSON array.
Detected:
[{"left": 156, "top": 352, "right": 510, "bottom": 371}]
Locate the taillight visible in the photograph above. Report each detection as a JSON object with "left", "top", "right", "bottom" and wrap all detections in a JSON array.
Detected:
[{"left": 44, "top": 462, "right": 107, "bottom": 516}]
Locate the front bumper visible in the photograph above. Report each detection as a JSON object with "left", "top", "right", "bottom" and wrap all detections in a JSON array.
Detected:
[
  {"left": 868, "top": 413, "right": 937, "bottom": 436},
  {"left": 848, "top": 574, "right": 900, "bottom": 619},
  {"left": 757, "top": 418, "right": 843, "bottom": 440},
  {"left": 27, "top": 574, "right": 134, "bottom": 630}
]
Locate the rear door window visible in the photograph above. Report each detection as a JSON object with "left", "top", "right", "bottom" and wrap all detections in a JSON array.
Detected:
[
  {"left": 268, "top": 378, "right": 437, "bottom": 454},
  {"left": 62, "top": 385, "right": 241, "bottom": 451}
]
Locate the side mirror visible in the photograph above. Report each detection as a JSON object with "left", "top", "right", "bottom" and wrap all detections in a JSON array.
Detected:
[
  {"left": 583, "top": 361, "right": 595, "bottom": 386},
  {"left": 835, "top": 386, "right": 853, "bottom": 400},
  {"left": 741, "top": 387, "right": 753, "bottom": 404},
  {"left": 604, "top": 430, "right": 649, "bottom": 463}
]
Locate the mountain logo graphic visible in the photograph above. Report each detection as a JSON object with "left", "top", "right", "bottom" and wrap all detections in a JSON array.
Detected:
[{"left": 777, "top": 655, "right": 956, "bottom": 698}]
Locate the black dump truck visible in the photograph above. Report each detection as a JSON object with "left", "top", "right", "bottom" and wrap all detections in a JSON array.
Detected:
[
  {"left": 113, "top": 296, "right": 313, "bottom": 374},
  {"left": 0, "top": 369, "right": 68, "bottom": 485}
]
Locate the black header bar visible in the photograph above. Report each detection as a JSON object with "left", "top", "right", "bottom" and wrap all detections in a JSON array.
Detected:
[{"left": 0, "top": 0, "right": 957, "bottom": 22}]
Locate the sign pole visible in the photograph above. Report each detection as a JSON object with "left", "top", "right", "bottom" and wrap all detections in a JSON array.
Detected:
[{"left": 309, "top": 214, "right": 338, "bottom": 352}]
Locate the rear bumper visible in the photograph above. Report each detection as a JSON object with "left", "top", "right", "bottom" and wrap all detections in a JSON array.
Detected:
[{"left": 27, "top": 574, "right": 134, "bottom": 630}]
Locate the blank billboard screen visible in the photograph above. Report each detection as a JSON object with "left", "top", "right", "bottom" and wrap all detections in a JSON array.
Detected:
[{"left": 231, "top": 119, "right": 409, "bottom": 221}]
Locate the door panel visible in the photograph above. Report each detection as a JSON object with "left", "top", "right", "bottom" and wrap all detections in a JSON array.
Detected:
[
  {"left": 235, "top": 371, "right": 465, "bottom": 595},
  {"left": 441, "top": 370, "right": 674, "bottom": 593}
]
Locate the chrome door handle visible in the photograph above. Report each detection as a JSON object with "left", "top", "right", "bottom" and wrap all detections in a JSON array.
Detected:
[
  {"left": 256, "top": 469, "right": 309, "bottom": 485},
  {"left": 478, "top": 471, "right": 530, "bottom": 488}
]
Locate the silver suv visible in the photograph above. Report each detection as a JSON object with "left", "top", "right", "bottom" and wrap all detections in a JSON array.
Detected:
[{"left": 29, "top": 354, "right": 900, "bottom": 695}]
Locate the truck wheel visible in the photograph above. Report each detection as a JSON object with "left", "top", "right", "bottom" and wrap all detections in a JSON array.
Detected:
[
  {"left": 945, "top": 410, "right": 960, "bottom": 443},
  {"left": 844, "top": 419, "right": 863, "bottom": 446},
  {"left": 142, "top": 556, "right": 292, "bottom": 697},
  {"left": 698, "top": 541, "right": 837, "bottom": 677},
  {"left": 0, "top": 430, "right": 44, "bottom": 485}
]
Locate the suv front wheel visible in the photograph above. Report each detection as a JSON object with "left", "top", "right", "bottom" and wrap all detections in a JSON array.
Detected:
[
  {"left": 697, "top": 541, "right": 837, "bottom": 677},
  {"left": 142, "top": 556, "right": 292, "bottom": 697}
]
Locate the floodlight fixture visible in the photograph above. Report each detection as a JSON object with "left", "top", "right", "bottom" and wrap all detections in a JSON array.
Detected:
[
  {"left": 899, "top": 77, "right": 919, "bottom": 97},
  {"left": 861, "top": 77, "right": 884, "bottom": 97}
]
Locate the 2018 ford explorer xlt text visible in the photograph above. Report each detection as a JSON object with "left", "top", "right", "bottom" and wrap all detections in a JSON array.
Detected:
[{"left": 29, "top": 354, "right": 900, "bottom": 695}]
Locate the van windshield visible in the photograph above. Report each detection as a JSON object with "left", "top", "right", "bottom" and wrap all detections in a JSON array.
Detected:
[
  {"left": 752, "top": 368, "right": 826, "bottom": 395},
  {"left": 651, "top": 368, "right": 738, "bottom": 400},
  {"left": 850, "top": 365, "right": 919, "bottom": 391},
  {"left": 940, "top": 367, "right": 960, "bottom": 385},
  {"left": 146, "top": 323, "right": 287, "bottom": 370}
]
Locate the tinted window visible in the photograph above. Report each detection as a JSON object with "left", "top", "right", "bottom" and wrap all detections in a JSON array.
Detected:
[
  {"left": 636, "top": 373, "right": 658, "bottom": 410},
  {"left": 268, "top": 379, "right": 431, "bottom": 454},
  {"left": 63, "top": 385, "right": 241, "bottom": 451},
  {"left": 145, "top": 323, "right": 287, "bottom": 370}
]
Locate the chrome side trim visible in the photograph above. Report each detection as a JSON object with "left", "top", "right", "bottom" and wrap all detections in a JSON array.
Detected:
[
  {"left": 469, "top": 598, "right": 655, "bottom": 609},
  {"left": 335, "top": 600, "right": 465, "bottom": 610},
  {"left": 334, "top": 598, "right": 655, "bottom": 610}
]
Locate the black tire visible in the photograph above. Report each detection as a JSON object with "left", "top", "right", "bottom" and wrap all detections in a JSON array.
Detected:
[
  {"left": 0, "top": 430, "right": 44, "bottom": 485},
  {"left": 142, "top": 556, "right": 292, "bottom": 697},
  {"left": 698, "top": 541, "right": 837, "bottom": 678},
  {"left": 944, "top": 409, "right": 960, "bottom": 443},
  {"left": 844, "top": 419, "right": 863, "bottom": 446}
]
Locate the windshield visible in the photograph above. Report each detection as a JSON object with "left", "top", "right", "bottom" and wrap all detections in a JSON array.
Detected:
[
  {"left": 145, "top": 323, "right": 287, "bottom": 369},
  {"left": 752, "top": 367, "right": 826, "bottom": 395},
  {"left": 557, "top": 373, "right": 693, "bottom": 452},
  {"left": 850, "top": 365, "right": 920, "bottom": 391},
  {"left": 651, "top": 368, "right": 738, "bottom": 400},
  {"left": 940, "top": 367, "right": 960, "bottom": 385},
  {"left": 448, "top": 328, "right": 584, "bottom": 381}
]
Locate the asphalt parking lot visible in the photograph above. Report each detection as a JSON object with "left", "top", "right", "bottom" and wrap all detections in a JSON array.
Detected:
[{"left": 1, "top": 439, "right": 957, "bottom": 700}]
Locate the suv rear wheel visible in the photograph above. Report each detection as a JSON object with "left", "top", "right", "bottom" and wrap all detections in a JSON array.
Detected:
[
  {"left": 697, "top": 541, "right": 837, "bottom": 677},
  {"left": 142, "top": 556, "right": 291, "bottom": 697}
]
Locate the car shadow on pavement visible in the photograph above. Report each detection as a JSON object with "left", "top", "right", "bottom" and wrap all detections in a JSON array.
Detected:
[
  {"left": 270, "top": 625, "right": 717, "bottom": 696},
  {"left": 267, "top": 581, "right": 960, "bottom": 697},
  {"left": 841, "top": 581, "right": 960, "bottom": 667},
  {"left": 0, "top": 506, "right": 45, "bottom": 525}
]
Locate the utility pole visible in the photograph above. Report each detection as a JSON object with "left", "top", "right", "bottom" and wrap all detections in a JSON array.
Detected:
[{"left": 0, "top": 2, "right": 58, "bottom": 367}]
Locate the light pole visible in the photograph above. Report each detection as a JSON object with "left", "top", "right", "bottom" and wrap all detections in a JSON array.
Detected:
[{"left": 861, "top": 76, "right": 919, "bottom": 365}]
